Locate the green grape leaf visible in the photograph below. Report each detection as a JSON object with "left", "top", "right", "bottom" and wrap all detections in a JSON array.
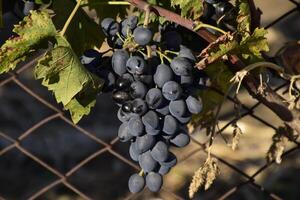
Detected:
[
  {"left": 51, "top": 0, "right": 105, "bottom": 56},
  {"left": 35, "top": 40, "right": 103, "bottom": 123},
  {"left": 236, "top": 0, "right": 251, "bottom": 38},
  {"left": 0, "top": 11, "right": 57, "bottom": 74},
  {"left": 170, "top": 0, "right": 203, "bottom": 20}
]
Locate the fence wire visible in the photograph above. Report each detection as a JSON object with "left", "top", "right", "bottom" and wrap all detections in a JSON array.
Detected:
[{"left": 0, "top": 1, "right": 300, "bottom": 199}]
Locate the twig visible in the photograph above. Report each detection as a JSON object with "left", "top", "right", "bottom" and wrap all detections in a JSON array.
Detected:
[{"left": 61, "top": 0, "right": 83, "bottom": 36}]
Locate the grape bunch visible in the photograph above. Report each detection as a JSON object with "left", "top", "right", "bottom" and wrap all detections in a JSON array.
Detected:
[{"left": 81, "top": 15, "right": 204, "bottom": 193}]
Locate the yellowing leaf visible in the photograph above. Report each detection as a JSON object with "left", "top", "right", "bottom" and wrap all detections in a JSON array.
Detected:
[
  {"left": 0, "top": 11, "right": 57, "bottom": 74},
  {"left": 35, "top": 44, "right": 103, "bottom": 123}
]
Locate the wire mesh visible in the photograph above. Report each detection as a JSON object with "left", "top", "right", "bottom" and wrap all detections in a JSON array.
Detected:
[{"left": 0, "top": 0, "right": 300, "bottom": 199}]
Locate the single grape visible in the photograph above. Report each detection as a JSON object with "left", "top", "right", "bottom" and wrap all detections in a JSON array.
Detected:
[
  {"left": 112, "top": 91, "right": 131, "bottom": 104},
  {"left": 101, "top": 18, "right": 120, "bottom": 36},
  {"left": 117, "top": 108, "right": 130, "bottom": 122},
  {"left": 163, "top": 115, "right": 179, "bottom": 135},
  {"left": 170, "top": 57, "right": 193, "bottom": 76},
  {"left": 215, "top": 1, "right": 234, "bottom": 20},
  {"left": 151, "top": 141, "right": 169, "bottom": 162},
  {"left": 130, "top": 81, "right": 147, "bottom": 99},
  {"left": 180, "top": 75, "right": 194, "bottom": 86},
  {"left": 128, "top": 173, "right": 145, "bottom": 193},
  {"left": 186, "top": 96, "right": 203, "bottom": 114},
  {"left": 139, "top": 151, "right": 158, "bottom": 173},
  {"left": 146, "top": 172, "right": 163, "bottom": 192},
  {"left": 121, "top": 101, "right": 132, "bottom": 113},
  {"left": 169, "top": 99, "right": 187, "bottom": 118},
  {"left": 162, "top": 81, "right": 182, "bottom": 101},
  {"left": 133, "top": 26, "right": 153, "bottom": 46},
  {"left": 175, "top": 113, "right": 192, "bottom": 124},
  {"left": 121, "top": 16, "right": 138, "bottom": 36},
  {"left": 153, "top": 64, "right": 174, "bottom": 88},
  {"left": 126, "top": 56, "right": 147, "bottom": 75},
  {"left": 112, "top": 49, "right": 129, "bottom": 76},
  {"left": 135, "top": 134, "right": 156, "bottom": 154},
  {"left": 118, "top": 122, "right": 133, "bottom": 142},
  {"left": 142, "top": 110, "right": 160, "bottom": 129},
  {"left": 132, "top": 98, "right": 148, "bottom": 115},
  {"left": 170, "top": 132, "right": 190, "bottom": 147},
  {"left": 179, "top": 45, "right": 196, "bottom": 62},
  {"left": 202, "top": 1, "right": 215, "bottom": 20},
  {"left": 129, "top": 142, "right": 139, "bottom": 161},
  {"left": 146, "top": 88, "right": 164, "bottom": 109},
  {"left": 128, "top": 116, "right": 144, "bottom": 136}
]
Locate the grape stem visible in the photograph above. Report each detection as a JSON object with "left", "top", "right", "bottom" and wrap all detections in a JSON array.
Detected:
[
  {"left": 60, "top": 0, "right": 83, "bottom": 36},
  {"left": 156, "top": 50, "right": 172, "bottom": 63},
  {"left": 139, "top": 170, "right": 144, "bottom": 176},
  {"left": 164, "top": 50, "right": 179, "bottom": 55},
  {"left": 143, "top": 4, "right": 152, "bottom": 58},
  {"left": 193, "top": 23, "right": 227, "bottom": 35}
]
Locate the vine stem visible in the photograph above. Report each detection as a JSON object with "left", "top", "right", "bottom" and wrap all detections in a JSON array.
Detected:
[
  {"left": 80, "top": 1, "right": 130, "bottom": 7},
  {"left": 60, "top": 0, "right": 83, "bottom": 36},
  {"left": 193, "top": 23, "right": 227, "bottom": 35},
  {"left": 143, "top": 4, "right": 152, "bottom": 58}
]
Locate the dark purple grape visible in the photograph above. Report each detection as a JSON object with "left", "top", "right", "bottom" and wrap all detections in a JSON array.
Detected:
[
  {"left": 117, "top": 108, "right": 130, "bottom": 122},
  {"left": 118, "top": 122, "right": 133, "bottom": 142},
  {"left": 169, "top": 99, "right": 187, "bottom": 118},
  {"left": 132, "top": 98, "right": 148, "bottom": 115},
  {"left": 151, "top": 141, "right": 169, "bottom": 162},
  {"left": 162, "top": 31, "right": 182, "bottom": 50},
  {"left": 121, "top": 16, "right": 138, "bottom": 36},
  {"left": 202, "top": 1, "right": 215, "bottom": 20},
  {"left": 113, "top": 91, "right": 131, "bottom": 104},
  {"left": 158, "top": 165, "right": 171, "bottom": 175},
  {"left": 112, "top": 49, "right": 129, "bottom": 76},
  {"left": 101, "top": 18, "right": 120, "bottom": 36},
  {"left": 179, "top": 45, "right": 196, "bottom": 62},
  {"left": 128, "top": 116, "right": 144, "bottom": 136},
  {"left": 170, "top": 57, "right": 193, "bottom": 76},
  {"left": 23, "top": 1, "right": 35, "bottom": 15},
  {"left": 115, "top": 74, "right": 133, "bottom": 90},
  {"left": 162, "top": 81, "right": 182, "bottom": 101},
  {"left": 129, "top": 142, "right": 139, "bottom": 161},
  {"left": 139, "top": 151, "right": 158, "bottom": 172},
  {"left": 215, "top": 1, "right": 234, "bottom": 20},
  {"left": 186, "top": 96, "right": 203, "bottom": 114},
  {"left": 142, "top": 111, "right": 159, "bottom": 129},
  {"left": 145, "top": 126, "right": 161, "bottom": 136},
  {"left": 180, "top": 75, "right": 194, "bottom": 86},
  {"left": 135, "top": 134, "right": 156, "bottom": 154},
  {"left": 156, "top": 103, "right": 170, "bottom": 115},
  {"left": 121, "top": 101, "right": 132, "bottom": 113},
  {"left": 175, "top": 113, "right": 192, "bottom": 124},
  {"left": 170, "top": 132, "right": 190, "bottom": 147},
  {"left": 133, "top": 26, "right": 153, "bottom": 46},
  {"left": 154, "top": 64, "right": 174, "bottom": 88},
  {"left": 146, "top": 172, "right": 163, "bottom": 192},
  {"left": 130, "top": 81, "right": 147, "bottom": 99},
  {"left": 126, "top": 56, "right": 147, "bottom": 75},
  {"left": 163, "top": 115, "right": 179, "bottom": 135},
  {"left": 146, "top": 88, "right": 164, "bottom": 109},
  {"left": 128, "top": 173, "right": 145, "bottom": 193},
  {"left": 160, "top": 152, "right": 177, "bottom": 167}
]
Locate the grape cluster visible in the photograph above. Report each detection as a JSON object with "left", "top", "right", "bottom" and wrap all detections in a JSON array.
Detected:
[
  {"left": 202, "top": 0, "right": 236, "bottom": 32},
  {"left": 81, "top": 16, "right": 204, "bottom": 193}
]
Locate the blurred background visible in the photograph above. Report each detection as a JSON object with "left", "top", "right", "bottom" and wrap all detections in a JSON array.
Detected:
[{"left": 0, "top": 0, "right": 300, "bottom": 200}]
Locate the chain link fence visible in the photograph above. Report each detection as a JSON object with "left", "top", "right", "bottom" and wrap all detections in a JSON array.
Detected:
[{"left": 0, "top": 0, "right": 300, "bottom": 199}]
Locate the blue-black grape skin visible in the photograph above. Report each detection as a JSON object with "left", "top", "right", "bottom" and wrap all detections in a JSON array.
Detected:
[
  {"left": 117, "top": 108, "right": 130, "bottom": 122},
  {"left": 186, "top": 96, "right": 203, "bottom": 114},
  {"left": 179, "top": 45, "right": 196, "bottom": 62},
  {"left": 204, "top": 0, "right": 221, "bottom": 4},
  {"left": 128, "top": 116, "right": 144, "bottom": 136},
  {"left": 112, "top": 50, "right": 129, "bottom": 76},
  {"left": 169, "top": 99, "right": 187, "bottom": 118},
  {"left": 170, "top": 132, "right": 190, "bottom": 147},
  {"left": 153, "top": 64, "right": 174, "bottom": 88},
  {"left": 142, "top": 110, "right": 160, "bottom": 129},
  {"left": 163, "top": 115, "right": 179, "bottom": 135},
  {"left": 170, "top": 57, "right": 193, "bottom": 76},
  {"left": 132, "top": 98, "right": 148, "bottom": 115},
  {"left": 23, "top": 1, "right": 35, "bottom": 15},
  {"left": 138, "top": 151, "right": 158, "bottom": 172},
  {"left": 135, "top": 134, "right": 156, "bottom": 154},
  {"left": 158, "top": 164, "right": 171, "bottom": 175},
  {"left": 128, "top": 173, "right": 145, "bottom": 193},
  {"left": 133, "top": 26, "right": 153, "bottom": 46},
  {"left": 101, "top": 18, "right": 120, "bottom": 36},
  {"left": 175, "top": 114, "right": 192, "bottom": 124},
  {"left": 162, "top": 81, "right": 183, "bottom": 101},
  {"left": 130, "top": 81, "right": 147, "bottom": 99},
  {"left": 156, "top": 103, "right": 170, "bottom": 115},
  {"left": 160, "top": 152, "right": 177, "bottom": 168},
  {"left": 121, "top": 16, "right": 138, "bottom": 36},
  {"left": 162, "top": 31, "right": 182, "bottom": 50},
  {"left": 118, "top": 122, "right": 133, "bottom": 142},
  {"left": 146, "top": 172, "right": 163, "bottom": 192},
  {"left": 112, "top": 91, "right": 131, "bottom": 104},
  {"left": 151, "top": 141, "right": 169, "bottom": 162},
  {"left": 146, "top": 88, "right": 164, "bottom": 109},
  {"left": 126, "top": 56, "right": 147, "bottom": 75},
  {"left": 145, "top": 125, "right": 161, "bottom": 136},
  {"left": 129, "top": 142, "right": 139, "bottom": 161}
]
